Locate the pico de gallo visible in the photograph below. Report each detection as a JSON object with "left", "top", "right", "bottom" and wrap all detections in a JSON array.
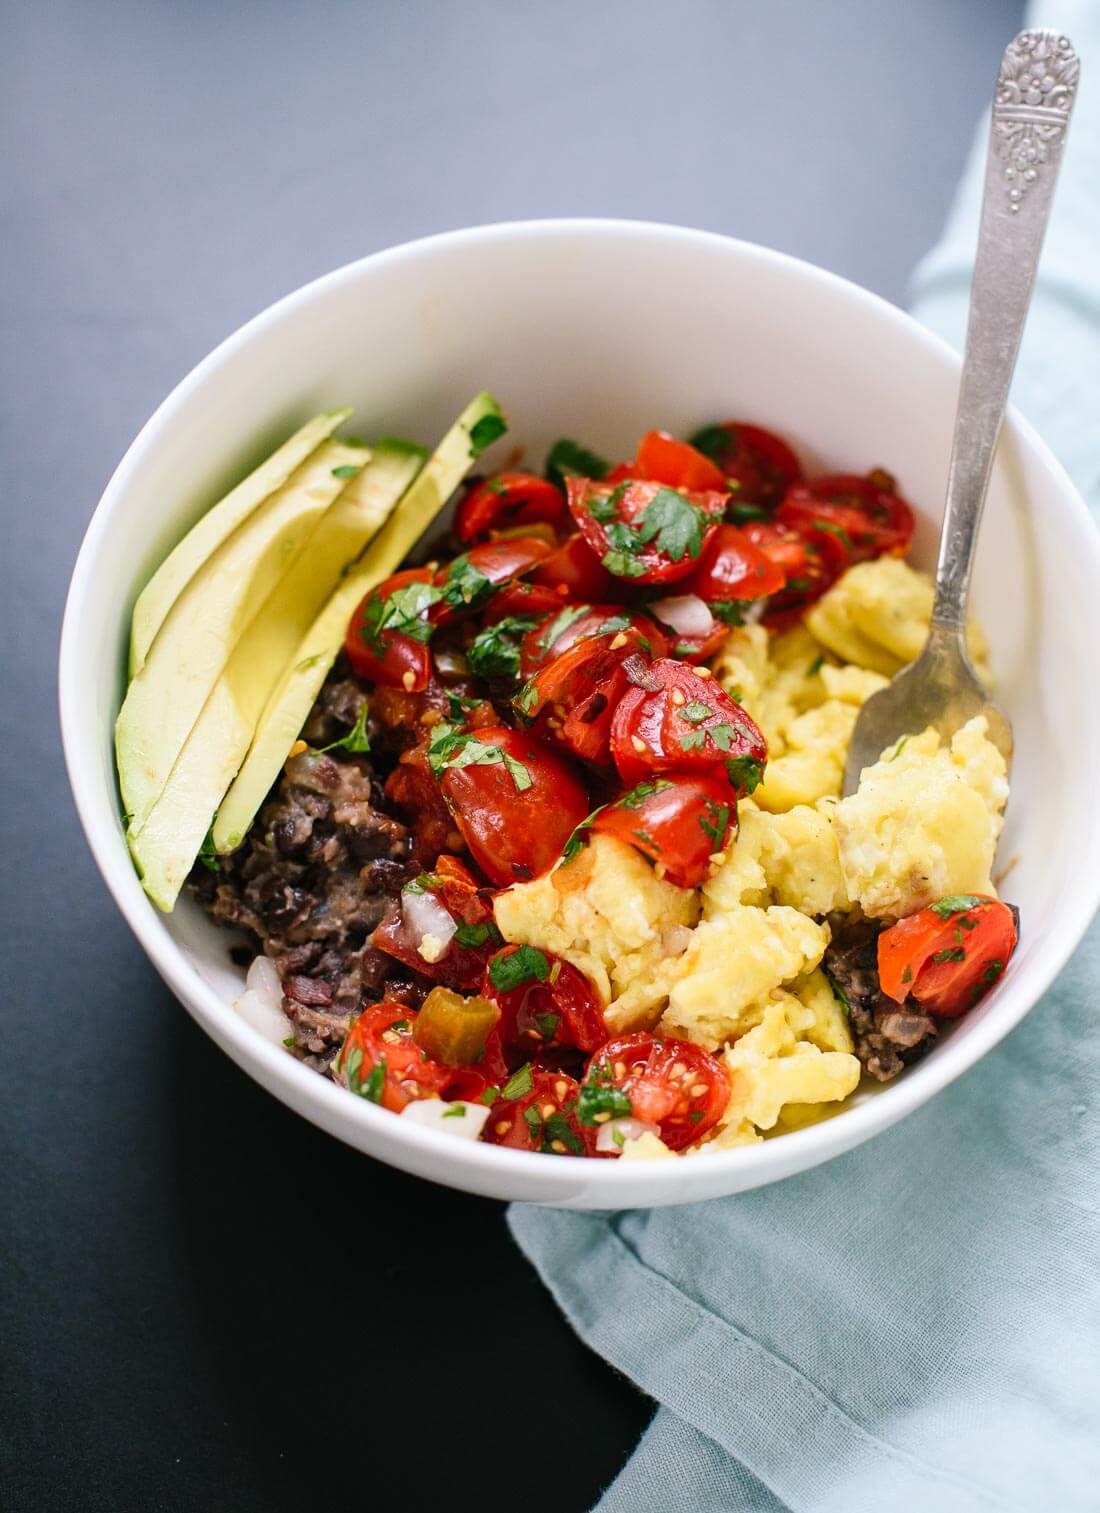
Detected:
[{"left": 190, "top": 413, "right": 1019, "bottom": 1158}]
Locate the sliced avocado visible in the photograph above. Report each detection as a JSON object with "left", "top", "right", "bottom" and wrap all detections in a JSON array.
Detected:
[
  {"left": 128, "top": 440, "right": 425, "bottom": 910},
  {"left": 117, "top": 438, "right": 368, "bottom": 838},
  {"left": 129, "top": 409, "right": 351, "bottom": 677},
  {"left": 212, "top": 393, "right": 505, "bottom": 854}
]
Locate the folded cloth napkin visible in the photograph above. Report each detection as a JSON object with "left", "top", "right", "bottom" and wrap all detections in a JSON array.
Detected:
[{"left": 509, "top": 5, "right": 1100, "bottom": 1509}]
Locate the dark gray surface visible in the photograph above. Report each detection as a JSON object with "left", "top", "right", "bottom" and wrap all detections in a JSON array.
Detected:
[{"left": 1, "top": 2, "right": 1022, "bottom": 1509}]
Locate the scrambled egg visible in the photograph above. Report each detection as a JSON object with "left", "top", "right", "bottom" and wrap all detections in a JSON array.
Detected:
[
  {"left": 491, "top": 557, "right": 1010, "bottom": 1159},
  {"left": 834, "top": 715, "right": 1008, "bottom": 919}
]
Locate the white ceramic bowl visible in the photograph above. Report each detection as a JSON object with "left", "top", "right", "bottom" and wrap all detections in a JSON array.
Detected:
[{"left": 60, "top": 220, "right": 1100, "bottom": 1208}]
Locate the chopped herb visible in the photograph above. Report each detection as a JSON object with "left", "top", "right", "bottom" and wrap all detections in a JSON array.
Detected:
[
  {"left": 442, "top": 1103, "right": 467, "bottom": 1118},
  {"left": 454, "top": 920, "right": 501, "bottom": 950},
  {"left": 982, "top": 959, "right": 1004, "bottom": 983},
  {"left": 931, "top": 947, "right": 966, "bottom": 964},
  {"left": 490, "top": 945, "right": 550, "bottom": 994},
  {"left": 439, "top": 553, "right": 494, "bottom": 612},
  {"left": 680, "top": 700, "right": 712, "bottom": 725},
  {"left": 821, "top": 965, "right": 851, "bottom": 1018},
  {"left": 523, "top": 1105, "right": 543, "bottom": 1140},
  {"left": 636, "top": 487, "right": 707, "bottom": 562},
  {"left": 577, "top": 1061, "right": 633, "bottom": 1126},
  {"left": 679, "top": 729, "right": 707, "bottom": 753},
  {"left": 515, "top": 679, "right": 540, "bottom": 717},
  {"left": 888, "top": 736, "right": 909, "bottom": 761},
  {"left": 477, "top": 1085, "right": 501, "bottom": 1105},
  {"left": 295, "top": 652, "right": 325, "bottom": 672},
  {"left": 958, "top": 914, "right": 979, "bottom": 931},
  {"left": 468, "top": 412, "right": 507, "bottom": 457},
  {"left": 539, "top": 1109, "right": 585, "bottom": 1156},
  {"left": 901, "top": 964, "right": 912, "bottom": 984},
  {"left": 198, "top": 829, "right": 221, "bottom": 873},
  {"left": 807, "top": 654, "right": 825, "bottom": 677},
  {"left": 534, "top": 1012, "right": 560, "bottom": 1041},
  {"left": 545, "top": 438, "right": 609, "bottom": 491},
  {"left": 360, "top": 579, "right": 442, "bottom": 649},
  {"left": 561, "top": 806, "right": 603, "bottom": 863},
  {"left": 501, "top": 1061, "right": 534, "bottom": 1100},
  {"left": 632, "top": 828, "right": 657, "bottom": 848},
  {"left": 601, "top": 547, "right": 648, "bottom": 579},
  {"left": 688, "top": 424, "right": 729, "bottom": 462},
  {"left": 929, "top": 894, "right": 986, "bottom": 919},
  {"left": 404, "top": 873, "right": 442, "bottom": 895},
  {"left": 618, "top": 779, "right": 673, "bottom": 810},
  {"left": 812, "top": 519, "right": 852, "bottom": 549},
  {"left": 538, "top": 602, "right": 591, "bottom": 654},
  {"left": 485, "top": 478, "right": 510, "bottom": 496},
  {"left": 786, "top": 576, "right": 812, "bottom": 592},
  {"left": 707, "top": 722, "right": 738, "bottom": 752},
  {"left": 594, "top": 612, "right": 633, "bottom": 637},
  {"left": 282, "top": 1035, "right": 296, "bottom": 1048},
  {"left": 317, "top": 701, "right": 371, "bottom": 755},
  {"left": 331, "top": 463, "right": 362, "bottom": 479},
  {"left": 389, "top": 1020, "right": 410, "bottom": 1033},
  {"left": 346, "top": 1048, "right": 387, "bottom": 1104},
  {"left": 699, "top": 799, "right": 731, "bottom": 845},
  {"left": 710, "top": 599, "right": 747, "bottom": 626},
  {"left": 427, "top": 725, "right": 532, "bottom": 794},
  {"left": 726, "top": 500, "right": 768, "bottom": 523},
  {"left": 725, "top": 756, "right": 763, "bottom": 794},
  {"left": 446, "top": 692, "right": 477, "bottom": 720},
  {"left": 688, "top": 1109, "right": 705, "bottom": 1124},
  {"left": 466, "top": 616, "right": 538, "bottom": 680},
  {"left": 612, "top": 1127, "right": 627, "bottom": 1149}
]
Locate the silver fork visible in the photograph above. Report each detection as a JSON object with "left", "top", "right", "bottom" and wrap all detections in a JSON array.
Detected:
[{"left": 842, "top": 28, "right": 1080, "bottom": 795}]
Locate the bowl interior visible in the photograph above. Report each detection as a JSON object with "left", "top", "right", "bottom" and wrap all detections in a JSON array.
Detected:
[{"left": 62, "top": 222, "right": 1100, "bottom": 1207}]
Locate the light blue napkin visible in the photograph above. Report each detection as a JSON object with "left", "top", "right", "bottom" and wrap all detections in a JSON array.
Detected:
[{"left": 509, "top": 6, "right": 1100, "bottom": 1509}]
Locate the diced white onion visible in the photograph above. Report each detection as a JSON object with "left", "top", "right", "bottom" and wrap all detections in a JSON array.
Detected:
[
  {"left": 651, "top": 594, "right": 715, "bottom": 638},
  {"left": 234, "top": 989, "right": 294, "bottom": 1045},
  {"left": 596, "top": 1116, "right": 661, "bottom": 1153},
  {"left": 246, "top": 954, "right": 283, "bottom": 1005},
  {"left": 400, "top": 1099, "right": 491, "bottom": 1140},
  {"left": 402, "top": 887, "right": 457, "bottom": 955},
  {"left": 433, "top": 647, "right": 469, "bottom": 676}
]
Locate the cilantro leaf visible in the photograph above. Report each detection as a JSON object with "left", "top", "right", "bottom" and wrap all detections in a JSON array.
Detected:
[
  {"left": 501, "top": 1061, "right": 534, "bottom": 1100},
  {"left": 931, "top": 947, "right": 966, "bottom": 964},
  {"left": 929, "top": 895, "right": 986, "bottom": 919},
  {"left": 198, "top": 828, "right": 221, "bottom": 873},
  {"left": 725, "top": 755, "right": 764, "bottom": 794},
  {"left": 441, "top": 1103, "right": 467, "bottom": 1118},
  {"left": 317, "top": 701, "right": 371, "bottom": 755},
  {"left": 545, "top": 438, "right": 609, "bottom": 491},
  {"left": 331, "top": 463, "right": 362, "bottom": 479},
  {"left": 636, "top": 487, "right": 707, "bottom": 562},
  {"left": 468, "top": 412, "right": 507, "bottom": 457},
  {"left": 680, "top": 700, "right": 712, "bottom": 725},
  {"left": 454, "top": 920, "right": 501, "bottom": 950},
  {"left": 710, "top": 599, "right": 747, "bottom": 626},
  {"left": 726, "top": 501, "right": 768, "bottom": 523},
  {"left": 617, "top": 779, "right": 673, "bottom": 809},
  {"left": 577, "top": 1061, "right": 633, "bottom": 1126},
  {"left": 601, "top": 548, "right": 648, "bottom": 579},
  {"left": 360, "top": 580, "right": 442, "bottom": 649},
  {"left": 688, "top": 424, "right": 729, "bottom": 462},
  {"left": 466, "top": 616, "right": 537, "bottom": 680},
  {"left": 439, "top": 554, "right": 494, "bottom": 612},
  {"left": 490, "top": 945, "right": 550, "bottom": 994},
  {"left": 538, "top": 603, "right": 591, "bottom": 654},
  {"left": 699, "top": 799, "right": 731, "bottom": 846}
]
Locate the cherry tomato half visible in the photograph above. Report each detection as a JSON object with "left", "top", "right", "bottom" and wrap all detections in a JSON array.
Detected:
[
  {"left": 526, "top": 532, "right": 616, "bottom": 600},
  {"left": 591, "top": 771, "right": 737, "bottom": 888},
  {"left": 519, "top": 604, "right": 669, "bottom": 678},
  {"left": 372, "top": 854, "right": 500, "bottom": 991},
  {"left": 431, "top": 537, "right": 552, "bottom": 626},
  {"left": 454, "top": 472, "right": 568, "bottom": 544},
  {"left": 610, "top": 659, "right": 767, "bottom": 790},
  {"left": 482, "top": 1067, "right": 594, "bottom": 1155},
  {"left": 337, "top": 1002, "right": 453, "bottom": 1112},
  {"left": 741, "top": 519, "right": 834, "bottom": 626},
  {"left": 586, "top": 1034, "right": 730, "bottom": 1150},
  {"left": 877, "top": 896, "right": 1018, "bottom": 1017},
  {"left": 567, "top": 478, "right": 726, "bottom": 586},
  {"left": 688, "top": 421, "right": 803, "bottom": 512},
  {"left": 480, "top": 578, "right": 567, "bottom": 625},
  {"left": 345, "top": 567, "right": 436, "bottom": 691},
  {"left": 633, "top": 430, "right": 728, "bottom": 492},
  {"left": 484, "top": 944, "right": 608, "bottom": 1054},
  {"left": 436, "top": 724, "right": 590, "bottom": 887},
  {"left": 778, "top": 471, "right": 915, "bottom": 564},
  {"left": 683, "top": 523, "right": 787, "bottom": 604}
]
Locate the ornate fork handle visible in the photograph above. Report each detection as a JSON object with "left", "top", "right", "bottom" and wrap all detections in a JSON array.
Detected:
[{"left": 931, "top": 30, "right": 1080, "bottom": 634}]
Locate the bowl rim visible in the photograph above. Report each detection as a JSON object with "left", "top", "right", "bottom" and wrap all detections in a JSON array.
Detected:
[{"left": 59, "top": 216, "right": 1100, "bottom": 1200}]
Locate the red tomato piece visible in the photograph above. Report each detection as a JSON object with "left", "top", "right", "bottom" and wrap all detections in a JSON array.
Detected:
[
  {"left": 482, "top": 1067, "right": 594, "bottom": 1155},
  {"left": 484, "top": 944, "right": 608, "bottom": 1054},
  {"left": 659, "top": 618, "right": 734, "bottom": 665},
  {"left": 633, "top": 430, "right": 728, "bottom": 492},
  {"left": 779, "top": 472, "right": 915, "bottom": 563},
  {"left": 480, "top": 579, "right": 567, "bottom": 624},
  {"left": 586, "top": 1034, "right": 730, "bottom": 1150},
  {"left": 519, "top": 604, "right": 668, "bottom": 677},
  {"left": 526, "top": 532, "right": 616, "bottom": 600},
  {"left": 877, "top": 896, "right": 1019, "bottom": 1017},
  {"left": 430, "top": 537, "right": 552, "bottom": 626},
  {"left": 688, "top": 421, "right": 803, "bottom": 512},
  {"left": 567, "top": 478, "right": 726, "bottom": 586},
  {"left": 345, "top": 567, "right": 436, "bottom": 691},
  {"left": 454, "top": 472, "right": 567, "bottom": 544},
  {"left": 516, "top": 623, "right": 656, "bottom": 765},
  {"left": 741, "top": 519, "right": 835, "bottom": 626},
  {"left": 683, "top": 523, "right": 787, "bottom": 603},
  {"left": 372, "top": 854, "right": 499, "bottom": 991},
  {"left": 591, "top": 772, "right": 737, "bottom": 888},
  {"left": 610, "top": 659, "right": 767, "bottom": 790},
  {"left": 435, "top": 724, "right": 590, "bottom": 886},
  {"left": 444, "top": 1024, "right": 512, "bottom": 1104},
  {"left": 336, "top": 1003, "right": 453, "bottom": 1113}
]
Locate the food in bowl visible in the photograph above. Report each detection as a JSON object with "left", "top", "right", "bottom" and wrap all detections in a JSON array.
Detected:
[{"left": 114, "top": 394, "right": 1019, "bottom": 1160}]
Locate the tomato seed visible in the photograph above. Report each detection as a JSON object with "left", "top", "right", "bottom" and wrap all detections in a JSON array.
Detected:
[
  {"left": 671, "top": 688, "right": 686, "bottom": 706},
  {"left": 695, "top": 667, "right": 713, "bottom": 680},
  {"left": 555, "top": 1080, "right": 569, "bottom": 1100},
  {"left": 541, "top": 1103, "right": 556, "bottom": 1118},
  {"left": 614, "top": 1061, "right": 627, "bottom": 1079},
  {"left": 401, "top": 671, "right": 416, "bottom": 691},
  {"left": 551, "top": 1140, "right": 567, "bottom": 1153},
  {"left": 495, "top": 1120, "right": 510, "bottom": 1135},
  {"left": 609, "top": 632, "right": 629, "bottom": 650},
  {"left": 630, "top": 735, "right": 647, "bottom": 753},
  {"left": 671, "top": 1061, "right": 686, "bottom": 1077},
  {"left": 593, "top": 1111, "right": 612, "bottom": 1124}
]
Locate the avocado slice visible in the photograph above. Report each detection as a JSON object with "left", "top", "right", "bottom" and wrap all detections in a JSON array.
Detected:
[
  {"left": 117, "top": 438, "right": 368, "bottom": 838},
  {"left": 129, "top": 409, "right": 351, "bottom": 677},
  {"left": 211, "top": 392, "right": 505, "bottom": 855},
  {"left": 128, "top": 440, "right": 425, "bottom": 910}
]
